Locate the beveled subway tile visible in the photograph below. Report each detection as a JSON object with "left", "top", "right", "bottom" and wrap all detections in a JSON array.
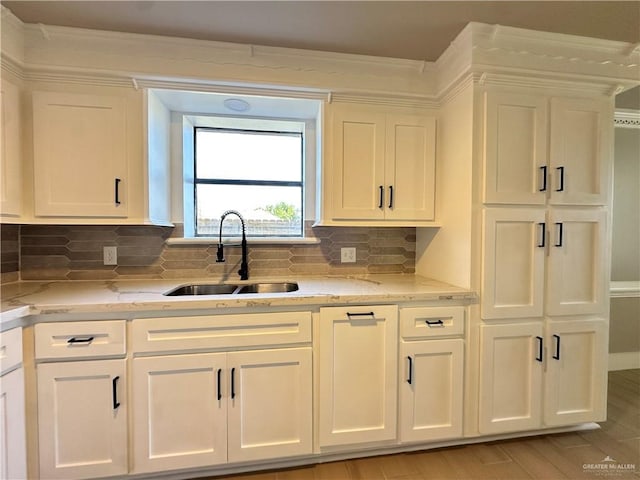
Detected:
[
  {"left": 21, "top": 267, "right": 70, "bottom": 280},
  {"left": 161, "top": 248, "right": 210, "bottom": 261},
  {"left": 115, "top": 265, "right": 164, "bottom": 276},
  {"left": 0, "top": 261, "right": 19, "bottom": 273},
  {"left": 290, "top": 255, "right": 328, "bottom": 264},
  {"left": 368, "top": 254, "right": 408, "bottom": 265},
  {"left": 67, "top": 270, "right": 118, "bottom": 281},
  {"left": 20, "top": 225, "right": 70, "bottom": 236},
  {"left": 21, "top": 255, "right": 69, "bottom": 268},
  {"left": 249, "top": 259, "right": 291, "bottom": 270},
  {"left": 289, "top": 263, "right": 330, "bottom": 275},
  {"left": 367, "top": 264, "right": 406, "bottom": 274},
  {"left": 66, "top": 229, "right": 118, "bottom": 241},
  {"left": 369, "top": 246, "right": 409, "bottom": 256},
  {"left": 22, "top": 236, "right": 69, "bottom": 246},
  {"left": 250, "top": 267, "right": 292, "bottom": 278},
  {"left": 1, "top": 271, "right": 19, "bottom": 284},
  {"left": 161, "top": 259, "right": 210, "bottom": 270},
  {"left": 66, "top": 240, "right": 107, "bottom": 252},
  {"left": 68, "top": 260, "right": 114, "bottom": 270},
  {"left": 161, "top": 269, "right": 210, "bottom": 279},
  {"left": 116, "top": 226, "right": 172, "bottom": 237},
  {"left": 22, "top": 246, "right": 70, "bottom": 257},
  {"left": 249, "top": 250, "right": 291, "bottom": 261},
  {"left": 329, "top": 233, "right": 370, "bottom": 243},
  {"left": 118, "top": 255, "right": 163, "bottom": 267},
  {"left": 327, "top": 265, "right": 369, "bottom": 275},
  {"left": 116, "top": 236, "right": 166, "bottom": 248}
]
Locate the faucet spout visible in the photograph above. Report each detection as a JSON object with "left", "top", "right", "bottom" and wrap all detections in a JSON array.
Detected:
[{"left": 216, "top": 210, "right": 249, "bottom": 281}]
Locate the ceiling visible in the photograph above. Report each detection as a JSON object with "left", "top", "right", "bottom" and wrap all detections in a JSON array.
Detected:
[{"left": 3, "top": 1, "right": 640, "bottom": 107}]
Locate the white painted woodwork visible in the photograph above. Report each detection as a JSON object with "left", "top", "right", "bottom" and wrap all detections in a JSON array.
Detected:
[
  {"left": 481, "top": 208, "right": 546, "bottom": 319},
  {"left": 479, "top": 322, "right": 543, "bottom": 434},
  {"left": 227, "top": 348, "right": 312, "bottom": 463},
  {"left": 544, "top": 319, "right": 608, "bottom": 426},
  {"left": 549, "top": 97, "right": 611, "bottom": 206},
  {"left": 483, "top": 91, "right": 548, "bottom": 205},
  {"left": 131, "top": 312, "right": 311, "bottom": 354},
  {"left": 32, "top": 91, "right": 129, "bottom": 217},
  {"left": 330, "top": 106, "right": 386, "bottom": 220},
  {"left": 0, "top": 326, "right": 23, "bottom": 374},
  {"left": 318, "top": 305, "right": 398, "bottom": 447},
  {"left": 399, "top": 339, "right": 464, "bottom": 443},
  {"left": 0, "top": 79, "right": 23, "bottom": 217},
  {"left": 35, "top": 320, "right": 126, "bottom": 360},
  {"left": 37, "top": 359, "right": 127, "bottom": 479},
  {"left": 0, "top": 367, "right": 26, "bottom": 480},
  {"left": 384, "top": 114, "right": 436, "bottom": 221},
  {"left": 328, "top": 104, "right": 436, "bottom": 222},
  {"left": 546, "top": 209, "right": 608, "bottom": 316},
  {"left": 131, "top": 353, "right": 227, "bottom": 473},
  {"left": 400, "top": 306, "right": 465, "bottom": 338}
]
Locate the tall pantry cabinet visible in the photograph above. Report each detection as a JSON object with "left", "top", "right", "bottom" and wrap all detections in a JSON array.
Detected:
[{"left": 476, "top": 88, "right": 611, "bottom": 435}]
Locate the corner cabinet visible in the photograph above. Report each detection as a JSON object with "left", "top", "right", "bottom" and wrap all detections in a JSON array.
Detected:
[
  {"left": 318, "top": 305, "right": 398, "bottom": 447},
  {"left": 32, "top": 91, "right": 129, "bottom": 218},
  {"left": 321, "top": 103, "right": 437, "bottom": 225},
  {"left": 0, "top": 78, "right": 23, "bottom": 219}
]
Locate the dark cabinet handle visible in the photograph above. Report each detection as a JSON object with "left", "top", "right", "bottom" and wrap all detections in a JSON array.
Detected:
[
  {"left": 555, "top": 166, "right": 565, "bottom": 192},
  {"left": 539, "top": 165, "right": 547, "bottom": 192},
  {"left": 112, "top": 376, "right": 121, "bottom": 410},
  {"left": 217, "top": 368, "right": 222, "bottom": 401},
  {"left": 554, "top": 222, "right": 564, "bottom": 247},
  {"left": 537, "top": 222, "right": 546, "bottom": 248},
  {"left": 407, "top": 356, "right": 413, "bottom": 385},
  {"left": 553, "top": 334, "right": 561, "bottom": 360},
  {"left": 346, "top": 311, "right": 375, "bottom": 319},
  {"left": 535, "top": 336, "right": 543, "bottom": 362},
  {"left": 67, "top": 336, "right": 94, "bottom": 344},
  {"left": 388, "top": 185, "right": 394, "bottom": 209},
  {"left": 378, "top": 185, "right": 384, "bottom": 209},
  {"left": 115, "top": 178, "right": 121, "bottom": 205},
  {"left": 231, "top": 367, "right": 236, "bottom": 399},
  {"left": 426, "top": 319, "right": 444, "bottom": 327}
]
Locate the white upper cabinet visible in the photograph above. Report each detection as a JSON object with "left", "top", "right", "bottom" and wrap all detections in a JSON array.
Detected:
[
  {"left": 32, "top": 91, "right": 129, "bottom": 218},
  {"left": 483, "top": 92, "right": 611, "bottom": 207},
  {"left": 326, "top": 103, "right": 436, "bottom": 224},
  {"left": 0, "top": 79, "right": 23, "bottom": 219}
]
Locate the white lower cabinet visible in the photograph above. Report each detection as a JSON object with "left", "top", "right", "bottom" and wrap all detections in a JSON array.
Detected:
[
  {"left": 318, "top": 305, "right": 398, "bottom": 447},
  {"left": 132, "top": 347, "right": 312, "bottom": 474},
  {"left": 37, "top": 359, "right": 128, "bottom": 480},
  {"left": 399, "top": 339, "right": 464, "bottom": 443},
  {"left": 479, "top": 319, "right": 608, "bottom": 435}
]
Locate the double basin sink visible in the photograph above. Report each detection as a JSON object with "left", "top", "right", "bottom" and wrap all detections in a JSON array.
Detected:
[{"left": 164, "top": 282, "right": 299, "bottom": 296}]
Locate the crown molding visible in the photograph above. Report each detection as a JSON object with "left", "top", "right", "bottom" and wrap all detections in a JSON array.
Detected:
[{"left": 614, "top": 109, "right": 640, "bottom": 129}]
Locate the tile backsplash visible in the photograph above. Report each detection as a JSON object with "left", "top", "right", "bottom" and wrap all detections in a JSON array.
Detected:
[
  {"left": 13, "top": 222, "right": 415, "bottom": 281},
  {"left": 0, "top": 224, "right": 19, "bottom": 283}
]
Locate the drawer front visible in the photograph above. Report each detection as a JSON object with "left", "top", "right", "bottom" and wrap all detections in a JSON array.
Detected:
[
  {"left": 35, "top": 321, "right": 126, "bottom": 360},
  {"left": 400, "top": 307, "right": 464, "bottom": 339},
  {"left": 132, "top": 311, "right": 312, "bottom": 354},
  {"left": 0, "top": 327, "right": 23, "bottom": 373}
]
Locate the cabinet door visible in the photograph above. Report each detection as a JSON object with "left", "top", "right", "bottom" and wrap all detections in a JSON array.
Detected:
[
  {"left": 227, "top": 348, "right": 312, "bottom": 462},
  {"left": 481, "top": 208, "right": 546, "bottom": 319},
  {"left": 37, "top": 359, "right": 127, "bottom": 480},
  {"left": 479, "top": 322, "right": 543, "bottom": 434},
  {"left": 544, "top": 319, "right": 608, "bottom": 426},
  {"left": 385, "top": 114, "right": 436, "bottom": 220},
  {"left": 0, "top": 79, "right": 22, "bottom": 218},
  {"left": 330, "top": 106, "right": 386, "bottom": 220},
  {"left": 546, "top": 208, "right": 608, "bottom": 316},
  {"left": 399, "top": 339, "right": 463, "bottom": 443},
  {"left": 319, "top": 305, "right": 398, "bottom": 446},
  {"left": 132, "top": 353, "right": 227, "bottom": 473},
  {"left": 549, "top": 97, "right": 612, "bottom": 206},
  {"left": 32, "top": 91, "right": 128, "bottom": 217},
  {"left": 0, "top": 368, "right": 26, "bottom": 480},
  {"left": 483, "top": 92, "right": 548, "bottom": 205}
]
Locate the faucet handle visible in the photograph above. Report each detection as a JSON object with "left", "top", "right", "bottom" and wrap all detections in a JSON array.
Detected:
[{"left": 216, "top": 244, "right": 225, "bottom": 263}]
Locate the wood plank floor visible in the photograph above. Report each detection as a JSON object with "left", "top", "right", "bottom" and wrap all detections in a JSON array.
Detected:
[{"left": 211, "top": 369, "right": 640, "bottom": 480}]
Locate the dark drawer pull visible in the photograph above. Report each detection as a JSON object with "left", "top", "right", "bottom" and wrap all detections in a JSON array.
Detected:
[
  {"left": 112, "top": 376, "right": 121, "bottom": 410},
  {"left": 346, "top": 312, "right": 375, "bottom": 319},
  {"left": 426, "top": 319, "right": 444, "bottom": 327},
  {"left": 552, "top": 334, "right": 561, "bottom": 360},
  {"left": 537, "top": 222, "right": 546, "bottom": 248},
  {"left": 554, "top": 222, "right": 564, "bottom": 247},
  {"left": 67, "top": 336, "right": 94, "bottom": 344},
  {"left": 388, "top": 185, "right": 394, "bottom": 209},
  {"left": 539, "top": 165, "right": 547, "bottom": 192},
  {"left": 231, "top": 367, "right": 236, "bottom": 400},
  {"left": 114, "top": 178, "right": 121, "bottom": 205},
  {"left": 535, "top": 336, "right": 543, "bottom": 362},
  {"left": 555, "top": 166, "right": 565, "bottom": 192},
  {"left": 378, "top": 185, "right": 384, "bottom": 209},
  {"left": 217, "top": 368, "right": 222, "bottom": 401},
  {"left": 407, "top": 356, "right": 413, "bottom": 385}
]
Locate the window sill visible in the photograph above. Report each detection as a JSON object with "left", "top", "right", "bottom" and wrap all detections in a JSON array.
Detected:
[{"left": 166, "top": 237, "right": 321, "bottom": 246}]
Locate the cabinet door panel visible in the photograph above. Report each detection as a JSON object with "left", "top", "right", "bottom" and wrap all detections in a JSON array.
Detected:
[
  {"left": 0, "top": 368, "right": 26, "bottom": 480},
  {"left": 399, "top": 339, "right": 463, "bottom": 443},
  {"left": 546, "top": 209, "right": 607, "bottom": 316},
  {"left": 228, "top": 348, "right": 312, "bottom": 462},
  {"left": 482, "top": 208, "right": 546, "bottom": 319},
  {"left": 330, "top": 106, "right": 386, "bottom": 220},
  {"left": 479, "top": 323, "right": 543, "bottom": 434},
  {"left": 544, "top": 319, "right": 608, "bottom": 426},
  {"left": 484, "top": 92, "right": 548, "bottom": 205},
  {"left": 37, "top": 359, "right": 127, "bottom": 479},
  {"left": 319, "top": 305, "right": 398, "bottom": 446},
  {"left": 33, "top": 91, "right": 128, "bottom": 217},
  {"left": 385, "top": 115, "right": 436, "bottom": 220},
  {"left": 0, "top": 79, "right": 22, "bottom": 217},
  {"left": 132, "top": 353, "right": 227, "bottom": 473},
  {"left": 549, "top": 98, "right": 611, "bottom": 205}
]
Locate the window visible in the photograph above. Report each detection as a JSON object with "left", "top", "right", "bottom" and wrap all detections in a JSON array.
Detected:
[{"left": 194, "top": 126, "right": 304, "bottom": 237}]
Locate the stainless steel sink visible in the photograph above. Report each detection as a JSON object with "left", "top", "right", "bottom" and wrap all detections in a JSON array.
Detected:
[
  {"left": 163, "top": 282, "right": 299, "bottom": 296},
  {"left": 236, "top": 282, "right": 299, "bottom": 294},
  {"left": 164, "top": 284, "right": 239, "bottom": 296}
]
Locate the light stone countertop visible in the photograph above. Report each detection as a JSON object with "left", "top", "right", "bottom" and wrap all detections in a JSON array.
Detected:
[{"left": 0, "top": 274, "right": 476, "bottom": 329}]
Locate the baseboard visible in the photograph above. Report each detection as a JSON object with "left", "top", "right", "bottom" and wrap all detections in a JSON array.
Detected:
[{"left": 609, "top": 351, "right": 640, "bottom": 371}]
